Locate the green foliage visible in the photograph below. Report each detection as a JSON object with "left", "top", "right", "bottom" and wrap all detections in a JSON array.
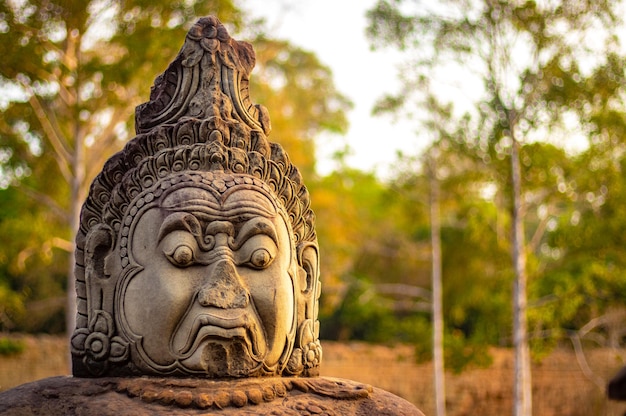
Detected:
[
  {"left": 0, "top": 337, "right": 25, "bottom": 356},
  {"left": 320, "top": 276, "right": 431, "bottom": 345},
  {"left": 412, "top": 328, "right": 494, "bottom": 374},
  {"left": 319, "top": 274, "right": 493, "bottom": 373},
  {"left": 0, "top": 185, "right": 68, "bottom": 332},
  {"left": 529, "top": 147, "right": 626, "bottom": 348},
  {"left": 0, "top": 280, "right": 25, "bottom": 332},
  {"left": 444, "top": 330, "right": 493, "bottom": 374}
]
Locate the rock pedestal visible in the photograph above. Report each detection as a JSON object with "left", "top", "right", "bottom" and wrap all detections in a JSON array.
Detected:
[{"left": 0, "top": 376, "right": 421, "bottom": 415}]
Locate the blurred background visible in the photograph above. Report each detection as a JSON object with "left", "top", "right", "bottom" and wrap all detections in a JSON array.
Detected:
[{"left": 1, "top": 0, "right": 626, "bottom": 414}]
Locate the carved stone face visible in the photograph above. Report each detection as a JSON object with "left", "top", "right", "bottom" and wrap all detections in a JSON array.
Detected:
[
  {"left": 72, "top": 17, "right": 322, "bottom": 379},
  {"left": 119, "top": 174, "right": 296, "bottom": 376}
]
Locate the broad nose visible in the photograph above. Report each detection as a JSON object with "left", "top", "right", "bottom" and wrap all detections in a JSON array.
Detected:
[{"left": 197, "top": 259, "right": 250, "bottom": 309}]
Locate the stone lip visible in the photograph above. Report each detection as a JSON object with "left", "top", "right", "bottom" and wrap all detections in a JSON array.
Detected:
[{"left": 0, "top": 375, "right": 424, "bottom": 415}]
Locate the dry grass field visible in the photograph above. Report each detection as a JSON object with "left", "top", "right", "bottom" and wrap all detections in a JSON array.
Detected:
[{"left": 1, "top": 334, "right": 626, "bottom": 415}]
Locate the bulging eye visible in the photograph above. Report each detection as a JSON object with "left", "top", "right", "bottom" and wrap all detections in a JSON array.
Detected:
[
  {"left": 247, "top": 248, "right": 274, "bottom": 269},
  {"left": 166, "top": 244, "right": 195, "bottom": 267}
]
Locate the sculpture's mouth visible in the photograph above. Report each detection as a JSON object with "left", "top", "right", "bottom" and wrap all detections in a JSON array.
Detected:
[{"left": 171, "top": 309, "right": 264, "bottom": 361}]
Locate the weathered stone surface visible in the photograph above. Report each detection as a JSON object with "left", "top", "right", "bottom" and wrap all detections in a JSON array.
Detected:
[
  {"left": 1, "top": 15, "right": 424, "bottom": 415},
  {"left": 70, "top": 15, "right": 320, "bottom": 380},
  {"left": 0, "top": 376, "right": 423, "bottom": 415}
]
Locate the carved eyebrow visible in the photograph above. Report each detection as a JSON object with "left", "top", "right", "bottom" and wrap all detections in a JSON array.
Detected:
[
  {"left": 232, "top": 217, "right": 278, "bottom": 250},
  {"left": 157, "top": 212, "right": 203, "bottom": 244},
  {"left": 205, "top": 221, "right": 235, "bottom": 237}
]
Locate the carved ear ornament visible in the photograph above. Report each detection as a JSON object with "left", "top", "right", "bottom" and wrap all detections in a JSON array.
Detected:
[
  {"left": 70, "top": 309, "right": 129, "bottom": 376},
  {"left": 285, "top": 319, "right": 322, "bottom": 377}
]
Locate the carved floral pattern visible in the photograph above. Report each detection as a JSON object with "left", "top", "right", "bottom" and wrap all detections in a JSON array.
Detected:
[
  {"left": 113, "top": 377, "right": 370, "bottom": 411},
  {"left": 71, "top": 310, "right": 129, "bottom": 375},
  {"left": 285, "top": 319, "right": 322, "bottom": 376},
  {"left": 302, "top": 341, "right": 323, "bottom": 369}
]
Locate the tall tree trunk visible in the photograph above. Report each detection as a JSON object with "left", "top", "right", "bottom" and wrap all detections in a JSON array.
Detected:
[
  {"left": 429, "top": 154, "right": 446, "bottom": 416},
  {"left": 511, "top": 137, "right": 532, "bottom": 416},
  {"left": 67, "top": 135, "right": 82, "bottom": 348},
  {"left": 66, "top": 28, "right": 83, "bottom": 368}
]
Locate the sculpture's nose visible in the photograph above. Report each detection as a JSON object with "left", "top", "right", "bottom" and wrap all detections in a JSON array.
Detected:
[{"left": 197, "top": 259, "right": 250, "bottom": 309}]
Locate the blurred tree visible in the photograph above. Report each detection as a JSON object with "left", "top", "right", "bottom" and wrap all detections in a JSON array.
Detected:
[
  {"left": 367, "top": 1, "right": 626, "bottom": 413},
  {"left": 249, "top": 36, "right": 352, "bottom": 178},
  {"left": 320, "top": 275, "right": 431, "bottom": 345},
  {"left": 390, "top": 124, "right": 511, "bottom": 355},
  {"left": 311, "top": 167, "right": 411, "bottom": 310},
  {"left": 420, "top": 95, "right": 456, "bottom": 416},
  {"left": 533, "top": 146, "right": 626, "bottom": 350},
  {"left": 0, "top": 1, "right": 350, "bottom": 334}
]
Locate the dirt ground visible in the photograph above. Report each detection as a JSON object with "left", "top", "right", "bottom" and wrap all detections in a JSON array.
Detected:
[
  {"left": 1, "top": 334, "right": 626, "bottom": 415},
  {"left": 320, "top": 341, "right": 626, "bottom": 415}
]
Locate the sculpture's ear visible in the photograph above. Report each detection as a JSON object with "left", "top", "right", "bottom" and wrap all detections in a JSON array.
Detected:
[
  {"left": 291, "top": 243, "right": 322, "bottom": 377},
  {"left": 85, "top": 224, "right": 114, "bottom": 280},
  {"left": 298, "top": 243, "right": 319, "bottom": 296},
  {"left": 84, "top": 224, "right": 115, "bottom": 313}
]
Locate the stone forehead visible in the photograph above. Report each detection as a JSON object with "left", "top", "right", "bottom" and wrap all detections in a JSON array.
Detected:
[
  {"left": 118, "top": 171, "right": 280, "bottom": 232},
  {"left": 115, "top": 172, "right": 295, "bottom": 270},
  {"left": 158, "top": 173, "right": 277, "bottom": 206}
]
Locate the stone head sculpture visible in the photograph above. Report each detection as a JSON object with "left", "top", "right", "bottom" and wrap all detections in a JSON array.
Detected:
[{"left": 70, "top": 16, "right": 322, "bottom": 379}]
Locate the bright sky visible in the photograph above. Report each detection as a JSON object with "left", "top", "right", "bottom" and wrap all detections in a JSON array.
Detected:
[{"left": 242, "top": 1, "right": 425, "bottom": 177}]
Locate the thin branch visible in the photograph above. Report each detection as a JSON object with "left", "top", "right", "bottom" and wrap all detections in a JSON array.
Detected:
[
  {"left": 16, "top": 237, "right": 73, "bottom": 287},
  {"left": 88, "top": 108, "right": 129, "bottom": 153},
  {"left": 569, "top": 333, "right": 605, "bottom": 390},
  {"left": 18, "top": 80, "right": 73, "bottom": 183},
  {"left": 50, "top": 237, "right": 74, "bottom": 253},
  {"left": 579, "top": 313, "right": 615, "bottom": 337},
  {"left": 24, "top": 296, "right": 66, "bottom": 314},
  {"left": 17, "top": 185, "right": 70, "bottom": 223},
  {"left": 528, "top": 215, "right": 549, "bottom": 254},
  {"left": 56, "top": 81, "right": 77, "bottom": 107},
  {"left": 375, "top": 283, "right": 432, "bottom": 300},
  {"left": 16, "top": 246, "right": 36, "bottom": 272}
]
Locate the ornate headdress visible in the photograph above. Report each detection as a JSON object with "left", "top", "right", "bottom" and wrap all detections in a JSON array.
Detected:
[{"left": 71, "top": 16, "right": 321, "bottom": 377}]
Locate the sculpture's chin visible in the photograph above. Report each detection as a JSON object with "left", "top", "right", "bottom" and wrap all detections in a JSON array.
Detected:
[{"left": 180, "top": 339, "right": 264, "bottom": 377}]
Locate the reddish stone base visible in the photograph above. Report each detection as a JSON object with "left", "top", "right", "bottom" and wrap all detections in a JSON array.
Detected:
[{"left": 0, "top": 375, "right": 423, "bottom": 415}]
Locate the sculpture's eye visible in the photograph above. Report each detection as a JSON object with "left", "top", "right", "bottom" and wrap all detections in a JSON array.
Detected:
[
  {"left": 166, "top": 244, "right": 195, "bottom": 267},
  {"left": 246, "top": 248, "right": 274, "bottom": 269},
  {"left": 235, "top": 230, "right": 277, "bottom": 270}
]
